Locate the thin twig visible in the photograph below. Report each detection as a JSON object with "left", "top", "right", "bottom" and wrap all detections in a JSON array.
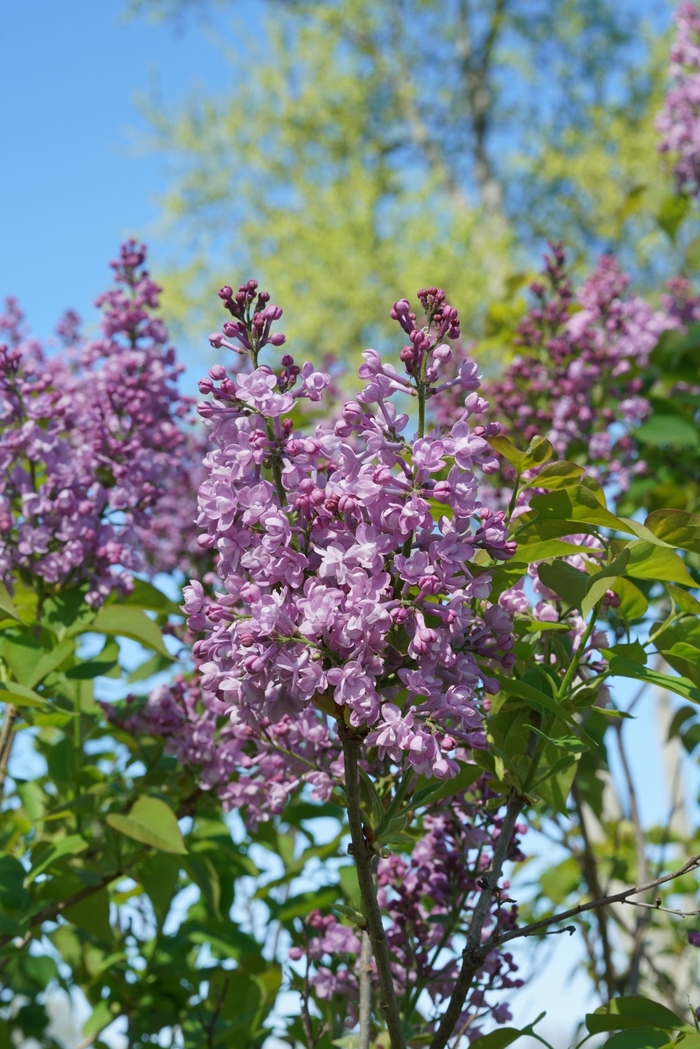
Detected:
[
  {"left": 495, "top": 852, "right": 700, "bottom": 948},
  {"left": 614, "top": 719, "right": 649, "bottom": 994},
  {"left": 341, "top": 725, "right": 406, "bottom": 1049},
  {"left": 0, "top": 703, "right": 17, "bottom": 797},
  {"left": 428, "top": 792, "right": 523, "bottom": 1049},
  {"left": 625, "top": 900, "right": 700, "bottom": 918},
  {"left": 571, "top": 780, "right": 616, "bottom": 999}
]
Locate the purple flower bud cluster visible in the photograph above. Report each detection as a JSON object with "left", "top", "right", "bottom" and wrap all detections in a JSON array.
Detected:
[
  {"left": 657, "top": 1, "right": 700, "bottom": 196},
  {"left": 188, "top": 281, "right": 517, "bottom": 781},
  {"left": 289, "top": 791, "right": 525, "bottom": 1039},
  {"left": 0, "top": 241, "right": 197, "bottom": 603}
]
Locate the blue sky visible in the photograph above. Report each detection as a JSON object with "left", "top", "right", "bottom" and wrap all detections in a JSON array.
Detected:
[{"left": 0, "top": 0, "right": 236, "bottom": 386}]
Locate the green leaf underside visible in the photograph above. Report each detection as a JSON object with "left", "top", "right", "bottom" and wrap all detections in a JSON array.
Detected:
[
  {"left": 586, "top": 996, "right": 684, "bottom": 1035},
  {"left": 83, "top": 606, "right": 172, "bottom": 658}
]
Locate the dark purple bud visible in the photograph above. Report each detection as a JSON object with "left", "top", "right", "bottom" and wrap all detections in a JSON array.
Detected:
[
  {"left": 281, "top": 354, "right": 294, "bottom": 366},
  {"left": 270, "top": 333, "right": 287, "bottom": 346},
  {"left": 689, "top": 932, "right": 700, "bottom": 948},
  {"left": 218, "top": 286, "right": 233, "bottom": 300}
]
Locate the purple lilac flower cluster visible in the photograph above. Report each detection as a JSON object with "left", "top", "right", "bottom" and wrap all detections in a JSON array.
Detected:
[
  {"left": 433, "top": 245, "right": 671, "bottom": 495},
  {"left": 0, "top": 242, "right": 198, "bottom": 604},
  {"left": 186, "top": 281, "right": 517, "bottom": 780},
  {"left": 103, "top": 677, "right": 342, "bottom": 830},
  {"left": 657, "top": 0, "right": 700, "bottom": 196},
  {"left": 291, "top": 792, "right": 524, "bottom": 1039}
]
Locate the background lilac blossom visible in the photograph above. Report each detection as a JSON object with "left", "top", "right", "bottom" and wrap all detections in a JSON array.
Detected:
[{"left": 0, "top": 241, "right": 202, "bottom": 604}]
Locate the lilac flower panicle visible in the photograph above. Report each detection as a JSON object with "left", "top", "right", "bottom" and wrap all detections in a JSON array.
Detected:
[
  {"left": 431, "top": 245, "right": 679, "bottom": 498},
  {"left": 190, "top": 282, "right": 516, "bottom": 785},
  {"left": 657, "top": 1, "right": 700, "bottom": 196},
  {"left": 0, "top": 241, "right": 200, "bottom": 603}
]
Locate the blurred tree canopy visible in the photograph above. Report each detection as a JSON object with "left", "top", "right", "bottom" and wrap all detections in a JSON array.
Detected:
[{"left": 133, "top": 0, "right": 674, "bottom": 361}]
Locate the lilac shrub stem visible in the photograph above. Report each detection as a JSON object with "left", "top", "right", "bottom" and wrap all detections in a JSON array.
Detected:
[
  {"left": 428, "top": 792, "right": 524, "bottom": 1049},
  {"left": 358, "top": 929, "right": 372, "bottom": 1049},
  {"left": 342, "top": 725, "right": 406, "bottom": 1049}
]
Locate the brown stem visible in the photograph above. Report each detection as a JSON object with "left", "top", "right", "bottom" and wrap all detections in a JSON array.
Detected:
[
  {"left": 614, "top": 720, "right": 649, "bottom": 995},
  {"left": 0, "top": 703, "right": 17, "bottom": 797},
  {"left": 495, "top": 853, "right": 700, "bottom": 949},
  {"left": 358, "top": 929, "right": 372, "bottom": 1049},
  {"left": 428, "top": 792, "right": 523, "bottom": 1049},
  {"left": 341, "top": 726, "right": 406, "bottom": 1049},
  {"left": 571, "top": 780, "right": 617, "bottom": 999}
]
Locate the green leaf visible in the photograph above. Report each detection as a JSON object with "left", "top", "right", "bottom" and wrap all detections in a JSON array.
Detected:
[
  {"left": 65, "top": 656, "right": 119, "bottom": 680},
  {"left": 3, "top": 637, "right": 74, "bottom": 689},
  {"left": 269, "top": 887, "right": 339, "bottom": 921},
  {"left": 635, "top": 413, "right": 699, "bottom": 449},
  {"left": 187, "top": 918, "right": 260, "bottom": 961},
  {"left": 535, "top": 460, "right": 586, "bottom": 489},
  {"left": 603, "top": 1028, "right": 672, "bottom": 1049},
  {"left": 603, "top": 642, "right": 648, "bottom": 665},
  {"left": 686, "top": 233, "right": 700, "bottom": 270},
  {"left": 63, "top": 888, "right": 113, "bottom": 945},
  {"left": 625, "top": 542, "right": 696, "bottom": 588},
  {"left": 184, "top": 853, "right": 221, "bottom": 918},
  {"left": 656, "top": 193, "right": 689, "bottom": 241},
  {"left": 612, "top": 577, "right": 649, "bottom": 621},
  {"left": 581, "top": 551, "right": 631, "bottom": 617},
  {"left": 0, "top": 583, "right": 20, "bottom": 622},
  {"left": 586, "top": 996, "right": 684, "bottom": 1034},
  {"left": 522, "top": 435, "right": 554, "bottom": 469},
  {"left": 529, "top": 486, "right": 630, "bottom": 533},
  {"left": 27, "top": 835, "right": 88, "bottom": 883},
  {"left": 645, "top": 509, "right": 700, "bottom": 554},
  {"left": 106, "top": 796, "right": 187, "bottom": 854},
  {"left": 667, "top": 584, "right": 700, "bottom": 614},
  {"left": 492, "top": 674, "right": 583, "bottom": 736},
  {"left": 486, "top": 434, "right": 552, "bottom": 472},
  {"left": 487, "top": 435, "right": 526, "bottom": 469},
  {"left": 16, "top": 780, "right": 45, "bottom": 821},
  {"left": 118, "top": 578, "right": 183, "bottom": 617},
  {"left": 84, "top": 605, "right": 172, "bottom": 658},
  {"left": 127, "top": 651, "right": 173, "bottom": 683},
  {"left": 467, "top": 1028, "right": 527, "bottom": 1049},
  {"left": 0, "top": 680, "right": 52, "bottom": 711},
  {"left": 607, "top": 657, "right": 700, "bottom": 704},
  {"left": 82, "top": 999, "right": 116, "bottom": 1040},
  {"left": 516, "top": 539, "right": 592, "bottom": 561},
  {"left": 0, "top": 855, "right": 31, "bottom": 911},
  {"left": 137, "top": 852, "right": 181, "bottom": 925},
  {"left": 538, "top": 560, "right": 589, "bottom": 609}
]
